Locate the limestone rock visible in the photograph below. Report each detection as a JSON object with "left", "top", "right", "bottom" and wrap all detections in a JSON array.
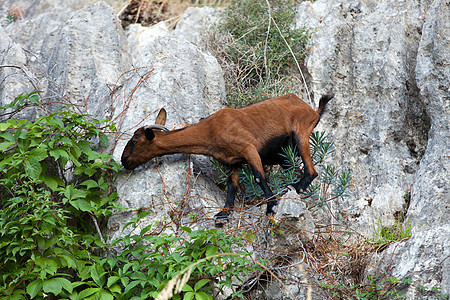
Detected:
[
  {"left": 297, "top": 0, "right": 432, "bottom": 230},
  {"left": 369, "top": 0, "right": 449, "bottom": 296},
  {"left": 107, "top": 36, "right": 226, "bottom": 239},
  {"left": 0, "top": 2, "right": 131, "bottom": 119},
  {"left": 271, "top": 190, "right": 315, "bottom": 252},
  {"left": 173, "top": 6, "right": 220, "bottom": 46},
  {"left": 297, "top": 0, "right": 449, "bottom": 296},
  {"left": 125, "top": 6, "right": 219, "bottom": 60},
  {"left": 409, "top": 0, "right": 449, "bottom": 232}
]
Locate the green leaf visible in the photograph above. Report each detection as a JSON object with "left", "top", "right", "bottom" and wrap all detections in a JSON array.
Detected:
[
  {"left": 28, "top": 91, "right": 43, "bottom": 104},
  {"left": 181, "top": 226, "right": 192, "bottom": 233},
  {"left": 70, "top": 145, "right": 81, "bottom": 159},
  {"left": 59, "top": 253, "right": 77, "bottom": 269},
  {"left": 194, "top": 279, "right": 210, "bottom": 291},
  {"left": 1, "top": 293, "right": 26, "bottom": 300},
  {"left": 43, "top": 278, "right": 62, "bottom": 295},
  {"left": 81, "top": 179, "right": 99, "bottom": 190},
  {"left": 52, "top": 117, "right": 64, "bottom": 129},
  {"left": 70, "top": 199, "right": 91, "bottom": 212},
  {"left": 64, "top": 185, "right": 88, "bottom": 201},
  {"left": 27, "top": 279, "right": 43, "bottom": 298},
  {"left": 182, "top": 284, "right": 194, "bottom": 292},
  {"left": 25, "top": 156, "right": 42, "bottom": 180},
  {"left": 107, "top": 276, "right": 120, "bottom": 288},
  {"left": 90, "top": 264, "right": 106, "bottom": 287},
  {"left": 49, "top": 148, "right": 64, "bottom": 160},
  {"left": 78, "top": 288, "right": 99, "bottom": 299},
  {"left": 109, "top": 284, "right": 122, "bottom": 294},
  {"left": 97, "top": 290, "right": 114, "bottom": 300},
  {"left": 59, "top": 136, "right": 73, "bottom": 146},
  {"left": 120, "top": 276, "right": 130, "bottom": 287},
  {"left": 205, "top": 245, "right": 218, "bottom": 258},
  {"left": 29, "top": 147, "right": 47, "bottom": 161},
  {"left": 0, "top": 130, "right": 14, "bottom": 142},
  {"left": 183, "top": 291, "right": 195, "bottom": 300},
  {"left": 86, "top": 149, "right": 100, "bottom": 161},
  {"left": 123, "top": 280, "right": 140, "bottom": 295},
  {"left": 0, "top": 141, "right": 14, "bottom": 152},
  {"left": 0, "top": 122, "right": 9, "bottom": 131},
  {"left": 76, "top": 140, "right": 91, "bottom": 152},
  {"left": 99, "top": 133, "right": 108, "bottom": 146},
  {"left": 195, "top": 291, "right": 213, "bottom": 300},
  {"left": 55, "top": 277, "right": 73, "bottom": 294},
  {"left": 42, "top": 175, "right": 64, "bottom": 191}
]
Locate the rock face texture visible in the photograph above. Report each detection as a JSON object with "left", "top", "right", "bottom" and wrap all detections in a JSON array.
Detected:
[
  {"left": 380, "top": 0, "right": 449, "bottom": 295},
  {"left": 107, "top": 35, "right": 226, "bottom": 239},
  {"left": 297, "top": 0, "right": 449, "bottom": 297},
  {"left": 0, "top": 0, "right": 448, "bottom": 298},
  {"left": 0, "top": 2, "right": 130, "bottom": 119},
  {"left": 298, "top": 0, "right": 432, "bottom": 228}
]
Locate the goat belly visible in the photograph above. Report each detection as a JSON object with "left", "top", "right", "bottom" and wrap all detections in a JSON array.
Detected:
[
  {"left": 212, "top": 148, "right": 246, "bottom": 165},
  {"left": 259, "top": 134, "right": 294, "bottom": 166}
]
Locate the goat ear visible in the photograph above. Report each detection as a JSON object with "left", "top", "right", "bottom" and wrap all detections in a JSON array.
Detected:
[
  {"left": 145, "top": 128, "right": 155, "bottom": 141},
  {"left": 155, "top": 108, "right": 167, "bottom": 126}
]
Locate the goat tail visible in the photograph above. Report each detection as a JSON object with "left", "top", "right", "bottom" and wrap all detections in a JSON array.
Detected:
[{"left": 316, "top": 94, "right": 334, "bottom": 117}]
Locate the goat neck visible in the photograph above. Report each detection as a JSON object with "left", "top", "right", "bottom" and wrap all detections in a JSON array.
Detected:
[{"left": 153, "top": 122, "right": 213, "bottom": 157}]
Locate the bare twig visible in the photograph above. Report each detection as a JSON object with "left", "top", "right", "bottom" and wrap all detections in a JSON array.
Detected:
[
  {"left": 270, "top": 18, "right": 312, "bottom": 105},
  {"left": 263, "top": 0, "right": 272, "bottom": 80},
  {"left": 0, "top": 64, "right": 39, "bottom": 91},
  {"left": 90, "top": 213, "right": 105, "bottom": 244}
]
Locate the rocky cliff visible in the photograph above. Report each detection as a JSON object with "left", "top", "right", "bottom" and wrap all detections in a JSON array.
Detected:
[
  {"left": 298, "top": 1, "right": 449, "bottom": 297},
  {"left": 0, "top": 0, "right": 448, "bottom": 298}
]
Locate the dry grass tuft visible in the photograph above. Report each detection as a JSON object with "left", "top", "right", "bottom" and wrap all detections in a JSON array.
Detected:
[{"left": 306, "top": 230, "right": 373, "bottom": 290}]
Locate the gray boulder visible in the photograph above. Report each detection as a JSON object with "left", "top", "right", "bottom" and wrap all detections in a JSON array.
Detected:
[
  {"left": 107, "top": 36, "right": 226, "bottom": 239},
  {"left": 409, "top": 0, "right": 449, "bottom": 232},
  {"left": 0, "top": 2, "right": 130, "bottom": 119},
  {"left": 271, "top": 190, "right": 315, "bottom": 252}
]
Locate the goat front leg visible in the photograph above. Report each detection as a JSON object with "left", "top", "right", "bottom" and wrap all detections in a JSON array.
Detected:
[{"left": 215, "top": 170, "right": 239, "bottom": 226}]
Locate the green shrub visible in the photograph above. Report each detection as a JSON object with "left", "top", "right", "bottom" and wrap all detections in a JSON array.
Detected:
[
  {"left": 0, "top": 91, "right": 120, "bottom": 299},
  {"left": 110, "top": 220, "right": 263, "bottom": 299},
  {"left": 214, "top": 0, "right": 311, "bottom": 107},
  {"left": 0, "top": 92, "right": 264, "bottom": 299}
]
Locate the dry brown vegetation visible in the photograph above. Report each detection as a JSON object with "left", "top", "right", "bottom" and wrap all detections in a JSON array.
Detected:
[{"left": 118, "top": 0, "right": 229, "bottom": 27}]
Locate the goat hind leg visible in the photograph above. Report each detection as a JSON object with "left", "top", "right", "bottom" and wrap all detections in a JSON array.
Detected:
[
  {"left": 249, "top": 165, "right": 278, "bottom": 215},
  {"left": 291, "top": 135, "right": 318, "bottom": 193}
]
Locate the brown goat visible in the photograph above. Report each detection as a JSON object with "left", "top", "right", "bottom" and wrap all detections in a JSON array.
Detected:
[{"left": 121, "top": 93, "right": 333, "bottom": 223}]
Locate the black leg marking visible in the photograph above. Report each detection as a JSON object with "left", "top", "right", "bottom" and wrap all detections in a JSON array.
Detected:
[
  {"left": 215, "top": 173, "right": 238, "bottom": 226},
  {"left": 250, "top": 166, "right": 277, "bottom": 215},
  {"left": 292, "top": 173, "right": 318, "bottom": 193},
  {"left": 290, "top": 148, "right": 318, "bottom": 193}
]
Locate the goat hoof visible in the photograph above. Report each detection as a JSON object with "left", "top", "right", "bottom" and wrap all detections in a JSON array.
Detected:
[
  {"left": 287, "top": 185, "right": 296, "bottom": 192},
  {"left": 214, "top": 211, "right": 229, "bottom": 228},
  {"left": 266, "top": 203, "right": 278, "bottom": 216},
  {"left": 287, "top": 184, "right": 300, "bottom": 194}
]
